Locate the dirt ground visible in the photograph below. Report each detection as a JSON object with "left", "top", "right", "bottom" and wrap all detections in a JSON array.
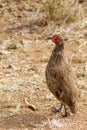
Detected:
[{"left": 0, "top": 0, "right": 87, "bottom": 130}]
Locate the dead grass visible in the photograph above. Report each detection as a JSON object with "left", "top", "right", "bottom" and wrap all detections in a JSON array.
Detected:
[
  {"left": 42, "top": 0, "right": 87, "bottom": 24},
  {"left": 0, "top": 0, "right": 87, "bottom": 129}
]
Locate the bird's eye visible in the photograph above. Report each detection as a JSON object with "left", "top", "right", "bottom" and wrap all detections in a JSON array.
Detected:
[
  {"left": 53, "top": 38, "right": 60, "bottom": 42},
  {"left": 54, "top": 38, "right": 58, "bottom": 41},
  {"left": 51, "top": 37, "right": 61, "bottom": 43}
]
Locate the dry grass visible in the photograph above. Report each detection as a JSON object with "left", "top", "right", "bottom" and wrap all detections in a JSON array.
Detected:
[
  {"left": 42, "top": 0, "right": 86, "bottom": 24},
  {"left": 0, "top": 0, "right": 87, "bottom": 129}
]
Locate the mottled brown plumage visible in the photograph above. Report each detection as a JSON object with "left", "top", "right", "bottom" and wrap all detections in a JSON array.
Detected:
[{"left": 46, "top": 35, "right": 79, "bottom": 116}]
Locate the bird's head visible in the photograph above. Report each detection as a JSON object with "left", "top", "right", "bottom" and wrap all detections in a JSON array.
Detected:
[{"left": 47, "top": 34, "right": 63, "bottom": 46}]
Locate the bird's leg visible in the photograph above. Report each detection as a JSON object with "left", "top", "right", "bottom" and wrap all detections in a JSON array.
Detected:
[
  {"left": 63, "top": 105, "right": 70, "bottom": 117},
  {"left": 52, "top": 103, "right": 63, "bottom": 113},
  {"left": 57, "top": 103, "right": 63, "bottom": 112}
]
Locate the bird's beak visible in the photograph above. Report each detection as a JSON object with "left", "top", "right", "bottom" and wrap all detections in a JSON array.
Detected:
[{"left": 47, "top": 36, "right": 52, "bottom": 40}]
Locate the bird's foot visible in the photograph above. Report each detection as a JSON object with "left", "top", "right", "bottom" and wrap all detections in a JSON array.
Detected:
[
  {"left": 63, "top": 105, "right": 70, "bottom": 117},
  {"left": 51, "top": 104, "right": 63, "bottom": 114},
  {"left": 51, "top": 107, "right": 60, "bottom": 113},
  {"left": 62, "top": 112, "right": 70, "bottom": 117}
]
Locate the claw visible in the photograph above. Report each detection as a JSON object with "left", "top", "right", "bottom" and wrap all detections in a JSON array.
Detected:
[
  {"left": 63, "top": 105, "right": 70, "bottom": 117},
  {"left": 51, "top": 103, "right": 63, "bottom": 113}
]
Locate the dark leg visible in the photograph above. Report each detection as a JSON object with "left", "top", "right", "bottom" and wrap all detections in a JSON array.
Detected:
[
  {"left": 63, "top": 105, "right": 70, "bottom": 117},
  {"left": 52, "top": 103, "right": 63, "bottom": 113}
]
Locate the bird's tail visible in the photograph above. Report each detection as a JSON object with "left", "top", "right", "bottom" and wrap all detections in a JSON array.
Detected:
[{"left": 70, "top": 104, "right": 78, "bottom": 114}]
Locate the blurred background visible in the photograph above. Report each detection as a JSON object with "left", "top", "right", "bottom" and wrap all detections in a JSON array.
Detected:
[{"left": 0, "top": 0, "right": 87, "bottom": 129}]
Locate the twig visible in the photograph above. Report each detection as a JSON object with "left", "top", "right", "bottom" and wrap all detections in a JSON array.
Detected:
[{"left": 24, "top": 98, "right": 38, "bottom": 111}]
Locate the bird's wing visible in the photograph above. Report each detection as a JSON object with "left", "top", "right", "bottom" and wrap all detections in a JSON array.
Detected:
[{"left": 54, "top": 63, "right": 78, "bottom": 103}]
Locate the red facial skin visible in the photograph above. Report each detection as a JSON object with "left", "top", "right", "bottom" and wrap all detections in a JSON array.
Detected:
[
  {"left": 51, "top": 37, "right": 61, "bottom": 43},
  {"left": 50, "top": 37, "right": 61, "bottom": 46}
]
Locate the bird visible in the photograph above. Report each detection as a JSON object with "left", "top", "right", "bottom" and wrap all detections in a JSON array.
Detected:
[{"left": 45, "top": 34, "right": 79, "bottom": 116}]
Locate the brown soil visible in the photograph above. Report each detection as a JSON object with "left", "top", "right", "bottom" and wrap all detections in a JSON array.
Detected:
[{"left": 0, "top": 0, "right": 87, "bottom": 130}]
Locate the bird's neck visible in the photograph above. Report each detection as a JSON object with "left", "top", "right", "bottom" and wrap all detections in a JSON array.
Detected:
[
  {"left": 55, "top": 43, "right": 64, "bottom": 52},
  {"left": 51, "top": 44, "right": 64, "bottom": 63}
]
